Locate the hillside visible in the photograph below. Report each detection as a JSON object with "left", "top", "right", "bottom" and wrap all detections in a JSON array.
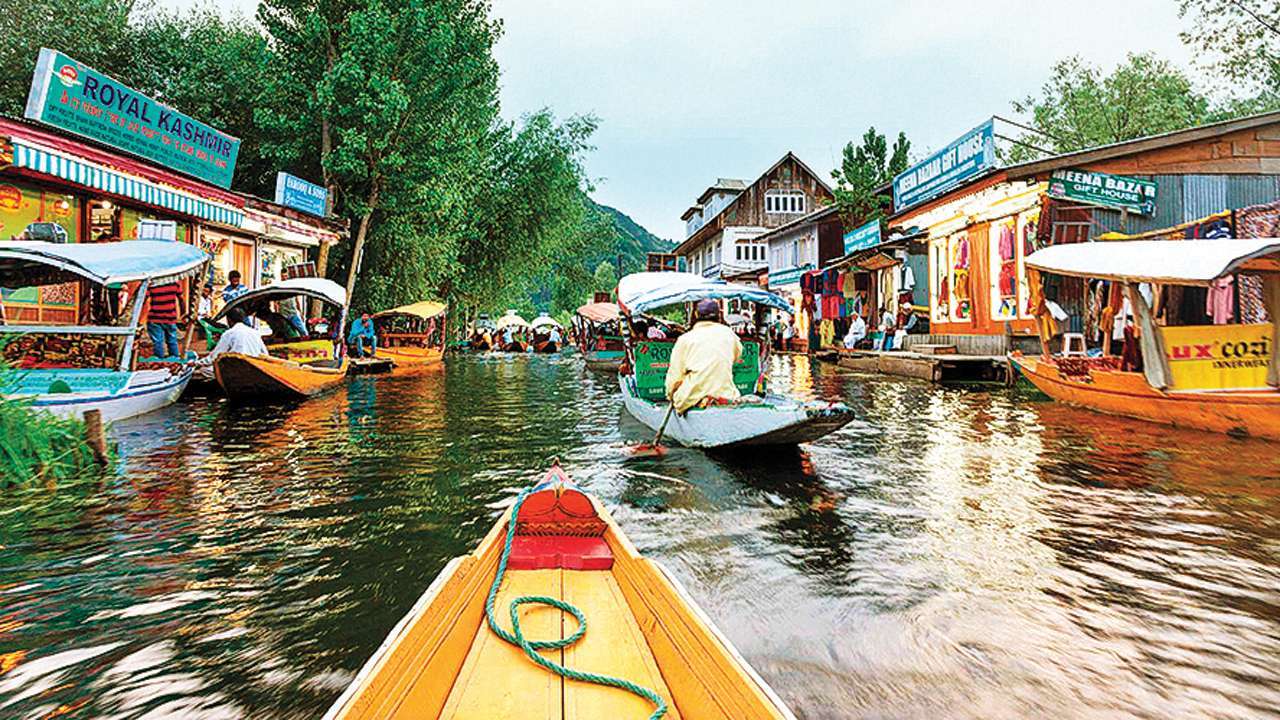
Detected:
[{"left": 590, "top": 200, "right": 675, "bottom": 273}]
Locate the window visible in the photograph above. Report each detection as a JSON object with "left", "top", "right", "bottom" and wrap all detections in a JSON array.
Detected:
[{"left": 765, "top": 190, "right": 805, "bottom": 215}]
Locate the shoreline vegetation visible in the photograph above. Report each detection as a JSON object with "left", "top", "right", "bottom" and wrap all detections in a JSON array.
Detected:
[{"left": 0, "top": 365, "right": 106, "bottom": 484}]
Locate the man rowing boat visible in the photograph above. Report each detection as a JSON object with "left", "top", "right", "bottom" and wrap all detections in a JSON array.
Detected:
[{"left": 664, "top": 298, "right": 741, "bottom": 413}]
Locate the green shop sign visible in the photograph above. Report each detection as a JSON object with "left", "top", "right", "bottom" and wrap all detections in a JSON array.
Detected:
[
  {"left": 24, "top": 48, "right": 240, "bottom": 189},
  {"left": 768, "top": 263, "right": 813, "bottom": 288},
  {"left": 1047, "top": 168, "right": 1156, "bottom": 215}
]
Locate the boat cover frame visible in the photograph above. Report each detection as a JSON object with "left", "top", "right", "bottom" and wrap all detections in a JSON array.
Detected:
[
  {"left": 214, "top": 277, "right": 348, "bottom": 322},
  {"left": 0, "top": 240, "right": 208, "bottom": 287},
  {"left": 1025, "top": 238, "right": 1280, "bottom": 286},
  {"left": 616, "top": 272, "right": 792, "bottom": 315}
]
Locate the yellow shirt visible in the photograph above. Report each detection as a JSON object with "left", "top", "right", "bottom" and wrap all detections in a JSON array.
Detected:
[{"left": 665, "top": 321, "right": 742, "bottom": 413}]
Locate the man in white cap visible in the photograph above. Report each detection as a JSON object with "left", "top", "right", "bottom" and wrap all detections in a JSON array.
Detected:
[{"left": 665, "top": 298, "right": 742, "bottom": 413}]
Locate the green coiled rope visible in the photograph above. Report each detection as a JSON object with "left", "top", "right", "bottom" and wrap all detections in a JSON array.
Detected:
[{"left": 484, "top": 485, "right": 668, "bottom": 720}]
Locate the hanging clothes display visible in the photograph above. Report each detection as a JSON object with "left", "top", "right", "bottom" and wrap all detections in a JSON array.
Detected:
[{"left": 1207, "top": 276, "right": 1235, "bottom": 325}]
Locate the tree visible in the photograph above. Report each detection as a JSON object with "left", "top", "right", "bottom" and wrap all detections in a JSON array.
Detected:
[
  {"left": 0, "top": 0, "right": 137, "bottom": 116},
  {"left": 829, "top": 127, "right": 909, "bottom": 224},
  {"left": 1180, "top": 0, "right": 1280, "bottom": 90},
  {"left": 592, "top": 261, "right": 616, "bottom": 292},
  {"left": 1009, "top": 53, "right": 1210, "bottom": 162}
]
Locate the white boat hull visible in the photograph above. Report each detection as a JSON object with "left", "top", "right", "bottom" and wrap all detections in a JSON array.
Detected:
[
  {"left": 619, "top": 375, "right": 855, "bottom": 448},
  {"left": 20, "top": 367, "right": 192, "bottom": 423}
]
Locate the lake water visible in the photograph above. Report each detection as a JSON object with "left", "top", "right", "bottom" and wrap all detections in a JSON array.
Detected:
[{"left": 2, "top": 353, "right": 1279, "bottom": 719}]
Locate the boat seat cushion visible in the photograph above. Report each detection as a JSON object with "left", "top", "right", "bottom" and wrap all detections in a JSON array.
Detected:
[{"left": 507, "top": 535, "right": 613, "bottom": 571}]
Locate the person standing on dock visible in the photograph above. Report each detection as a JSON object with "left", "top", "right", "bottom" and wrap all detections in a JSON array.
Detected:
[{"left": 665, "top": 299, "right": 742, "bottom": 413}]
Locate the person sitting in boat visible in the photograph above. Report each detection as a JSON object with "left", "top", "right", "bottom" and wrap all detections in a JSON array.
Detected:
[
  {"left": 348, "top": 313, "right": 377, "bottom": 357},
  {"left": 201, "top": 308, "right": 269, "bottom": 365},
  {"left": 548, "top": 324, "right": 563, "bottom": 346},
  {"left": 843, "top": 312, "right": 866, "bottom": 349},
  {"left": 258, "top": 305, "right": 301, "bottom": 341},
  {"left": 665, "top": 298, "right": 742, "bottom": 414}
]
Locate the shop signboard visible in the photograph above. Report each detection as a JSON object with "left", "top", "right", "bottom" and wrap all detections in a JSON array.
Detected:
[
  {"left": 768, "top": 263, "right": 813, "bottom": 288},
  {"left": 1047, "top": 168, "right": 1157, "bottom": 215},
  {"left": 24, "top": 48, "right": 240, "bottom": 188},
  {"left": 843, "top": 219, "right": 881, "bottom": 255},
  {"left": 1161, "top": 323, "right": 1272, "bottom": 391},
  {"left": 274, "top": 172, "right": 328, "bottom": 217},
  {"left": 893, "top": 119, "right": 995, "bottom": 212}
]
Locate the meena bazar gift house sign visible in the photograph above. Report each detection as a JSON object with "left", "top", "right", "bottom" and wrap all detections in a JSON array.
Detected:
[{"left": 24, "top": 48, "right": 241, "bottom": 188}]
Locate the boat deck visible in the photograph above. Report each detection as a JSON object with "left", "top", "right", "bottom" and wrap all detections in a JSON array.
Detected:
[{"left": 439, "top": 569, "right": 681, "bottom": 720}]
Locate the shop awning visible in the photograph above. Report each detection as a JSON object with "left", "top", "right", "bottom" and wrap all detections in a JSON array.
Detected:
[
  {"left": 12, "top": 138, "right": 245, "bottom": 228},
  {"left": 1026, "top": 238, "right": 1280, "bottom": 285},
  {"left": 617, "top": 271, "right": 792, "bottom": 314}
]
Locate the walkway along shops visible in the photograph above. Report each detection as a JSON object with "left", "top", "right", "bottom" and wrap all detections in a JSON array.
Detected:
[{"left": 887, "top": 111, "right": 1280, "bottom": 357}]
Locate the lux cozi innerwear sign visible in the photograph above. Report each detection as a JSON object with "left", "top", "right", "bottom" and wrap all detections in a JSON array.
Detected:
[{"left": 24, "top": 48, "right": 241, "bottom": 188}]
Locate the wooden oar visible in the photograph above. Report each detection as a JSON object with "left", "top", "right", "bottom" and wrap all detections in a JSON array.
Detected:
[{"left": 633, "top": 401, "right": 675, "bottom": 456}]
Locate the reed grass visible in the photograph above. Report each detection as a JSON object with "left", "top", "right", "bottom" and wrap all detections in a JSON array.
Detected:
[{"left": 0, "top": 362, "right": 104, "bottom": 484}]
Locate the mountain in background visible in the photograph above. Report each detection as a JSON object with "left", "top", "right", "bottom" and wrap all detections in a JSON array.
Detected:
[{"left": 589, "top": 200, "right": 674, "bottom": 274}]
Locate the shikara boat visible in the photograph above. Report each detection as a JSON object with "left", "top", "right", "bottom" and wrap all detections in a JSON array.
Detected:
[
  {"left": 573, "top": 302, "right": 625, "bottom": 369},
  {"left": 496, "top": 310, "right": 531, "bottom": 353},
  {"left": 1012, "top": 238, "right": 1280, "bottom": 439},
  {"left": 616, "top": 272, "right": 855, "bottom": 448},
  {"left": 374, "top": 300, "right": 446, "bottom": 369},
  {"left": 324, "top": 464, "right": 796, "bottom": 720},
  {"left": 531, "top": 313, "right": 563, "bottom": 353},
  {"left": 0, "top": 240, "right": 206, "bottom": 422},
  {"left": 212, "top": 277, "right": 350, "bottom": 400}
]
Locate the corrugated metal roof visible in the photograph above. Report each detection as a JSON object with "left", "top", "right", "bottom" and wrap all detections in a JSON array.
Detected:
[{"left": 1088, "top": 173, "right": 1280, "bottom": 237}]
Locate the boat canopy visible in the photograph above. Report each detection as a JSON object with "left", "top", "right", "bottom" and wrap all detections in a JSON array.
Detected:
[
  {"left": 495, "top": 311, "right": 529, "bottom": 330},
  {"left": 575, "top": 302, "right": 619, "bottom": 323},
  {"left": 531, "top": 314, "right": 562, "bottom": 329},
  {"left": 617, "top": 272, "right": 792, "bottom": 315},
  {"left": 215, "top": 277, "right": 347, "bottom": 321},
  {"left": 373, "top": 300, "right": 446, "bottom": 320},
  {"left": 0, "top": 240, "right": 208, "bottom": 287},
  {"left": 1026, "top": 239, "right": 1280, "bottom": 286}
]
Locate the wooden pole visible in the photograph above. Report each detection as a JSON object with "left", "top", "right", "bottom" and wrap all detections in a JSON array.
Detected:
[{"left": 84, "top": 409, "right": 108, "bottom": 465}]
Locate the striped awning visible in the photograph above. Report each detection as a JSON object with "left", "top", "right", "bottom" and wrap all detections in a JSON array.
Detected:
[{"left": 11, "top": 138, "right": 244, "bottom": 228}]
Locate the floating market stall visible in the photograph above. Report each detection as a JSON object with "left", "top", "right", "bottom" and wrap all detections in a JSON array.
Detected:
[{"left": 1012, "top": 238, "right": 1280, "bottom": 439}]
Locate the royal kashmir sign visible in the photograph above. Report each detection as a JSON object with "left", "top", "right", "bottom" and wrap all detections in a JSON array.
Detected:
[
  {"left": 842, "top": 219, "right": 881, "bottom": 255},
  {"left": 893, "top": 119, "right": 996, "bottom": 212},
  {"left": 24, "top": 48, "right": 241, "bottom": 188},
  {"left": 1047, "top": 168, "right": 1157, "bottom": 215},
  {"left": 274, "top": 172, "right": 328, "bottom": 217}
]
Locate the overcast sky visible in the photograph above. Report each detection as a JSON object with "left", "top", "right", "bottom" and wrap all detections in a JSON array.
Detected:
[{"left": 198, "top": 0, "right": 1196, "bottom": 241}]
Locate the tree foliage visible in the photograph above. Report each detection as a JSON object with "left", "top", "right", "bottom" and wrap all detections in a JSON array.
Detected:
[
  {"left": 0, "top": 0, "right": 623, "bottom": 319},
  {"left": 1009, "top": 53, "right": 1210, "bottom": 162},
  {"left": 830, "top": 127, "right": 909, "bottom": 224},
  {"left": 1179, "top": 0, "right": 1280, "bottom": 94}
]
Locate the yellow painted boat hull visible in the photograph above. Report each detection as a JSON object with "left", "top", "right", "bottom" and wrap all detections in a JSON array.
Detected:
[
  {"left": 214, "top": 352, "right": 349, "bottom": 400},
  {"left": 325, "top": 478, "right": 795, "bottom": 720},
  {"left": 1013, "top": 354, "right": 1280, "bottom": 439},
  {"left": 377, "top": 345, "right": 444, "bottom": 368}
]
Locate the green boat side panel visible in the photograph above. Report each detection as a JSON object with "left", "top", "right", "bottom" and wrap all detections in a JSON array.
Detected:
[{"left": 632, "top": 340, "right": 760, "bottom": 402}]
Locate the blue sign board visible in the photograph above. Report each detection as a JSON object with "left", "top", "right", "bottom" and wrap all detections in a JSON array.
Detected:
[
  {"left": 842, "top": 219, "right": 881, "bottom": 255},
  {"left": 274, "top": 172, "right": 328, "bottom": 217},
  {"left": 893, "top": 119, "right": 996, "bottom": 212},
  {"left": 768, "top": 263, "right": 813, "bottom": 288}
]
